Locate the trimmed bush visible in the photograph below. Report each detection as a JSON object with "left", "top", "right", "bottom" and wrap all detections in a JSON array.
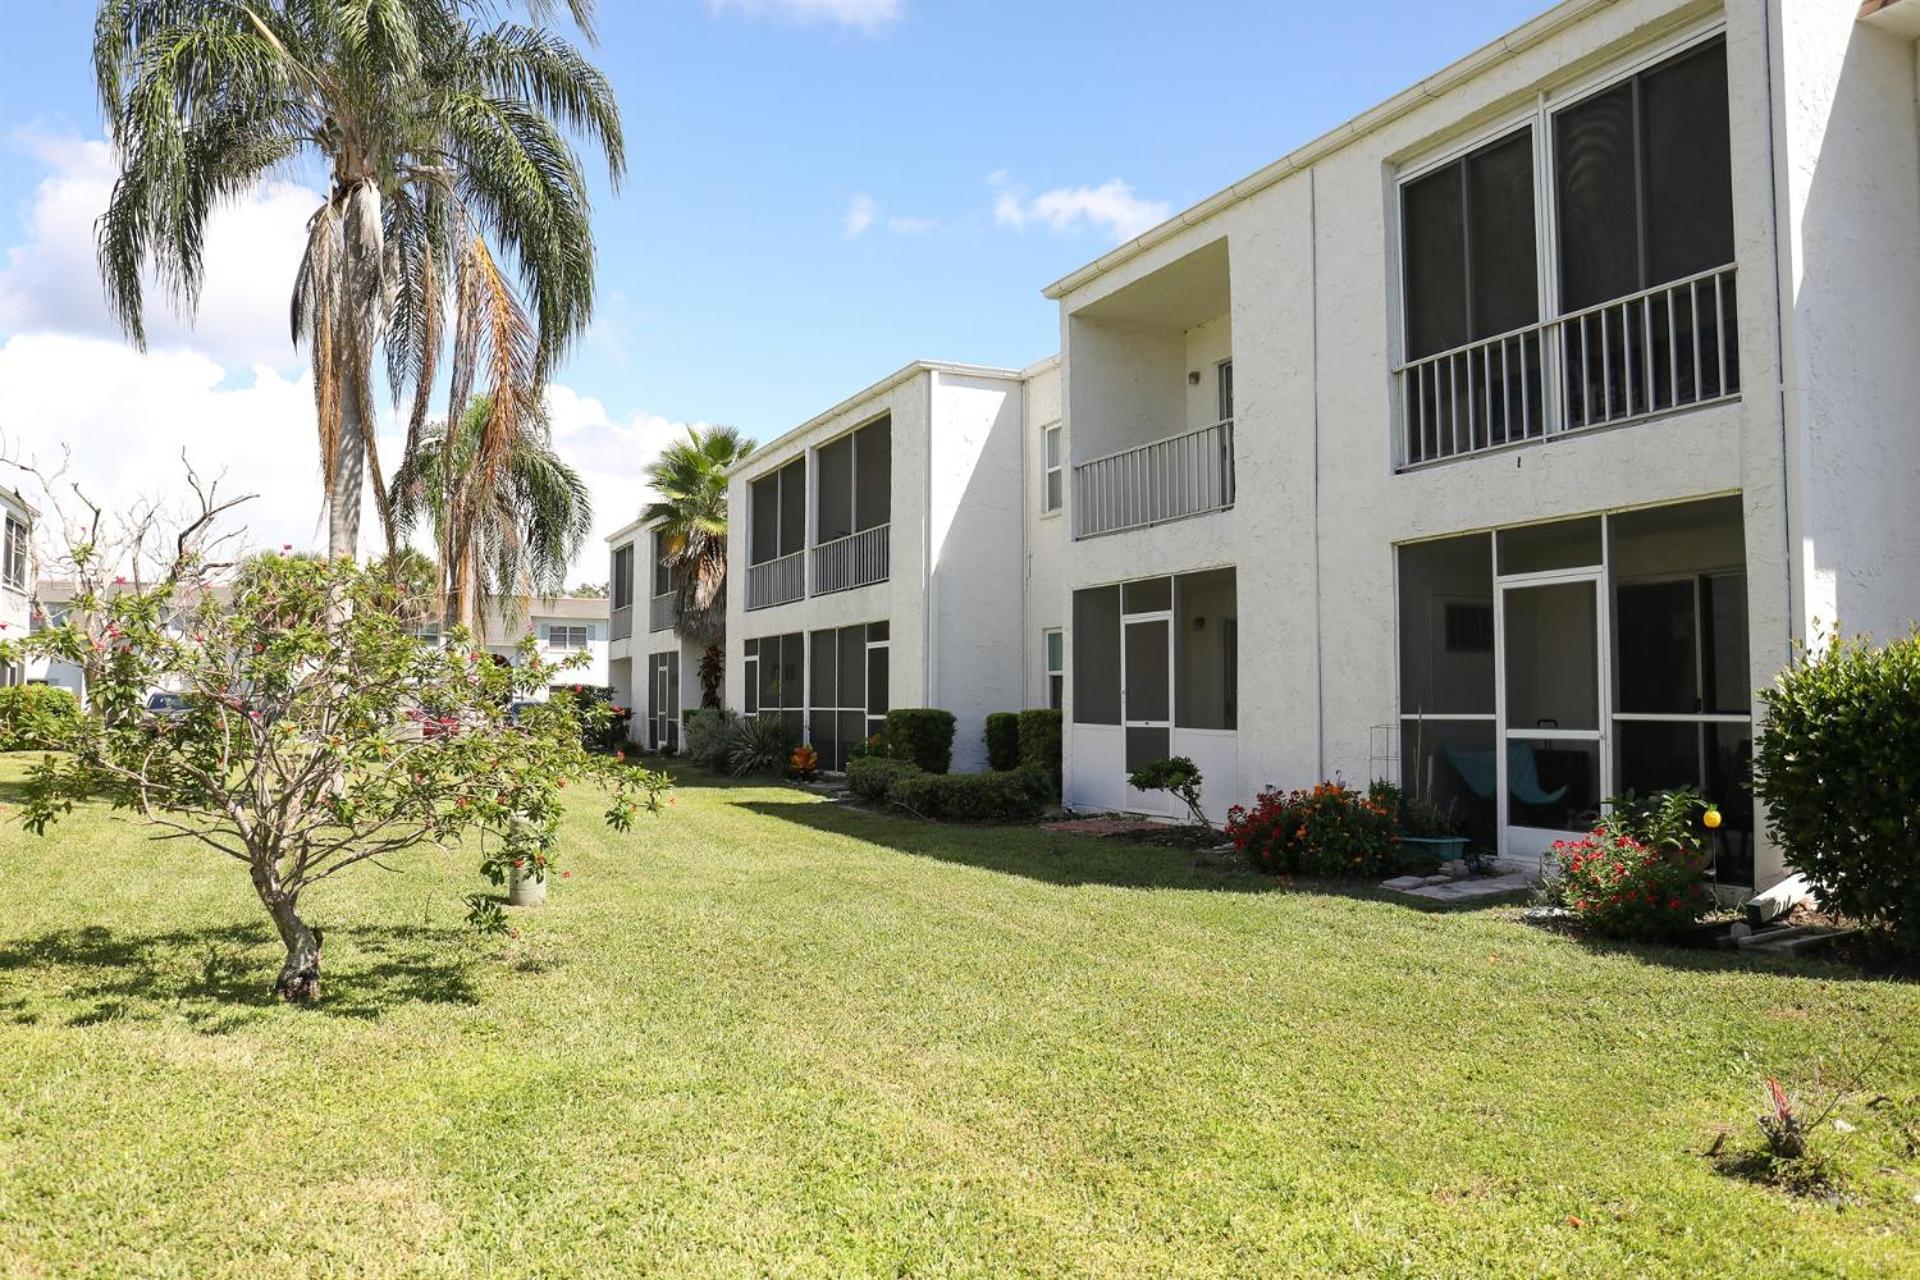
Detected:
[
  {"left": 888, "top": 769, "right": 1042, "bottom": 823},
  {"left": 984, "top": 712, "right": 1020, "bottom": 771},
  {"left": 1016, "top": 708, "right": 1062, "bottom": 794},
  {"left": 847, "top": 755, "right": 923, "bottom": 802},
  {"left": 0, "top": 685, "right": 83, "bottom": 752},
  {"left": 684, "top": 707, "right": 738, "bottom": 769},
  {"left": 883, "top": 708, "right": 956, "bottom": 775},
  {"left": 1755, "top": 632, "right": 1920, "bottom": 954}
]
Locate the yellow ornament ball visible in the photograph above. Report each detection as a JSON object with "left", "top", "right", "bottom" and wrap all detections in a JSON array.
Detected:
[{"left": 1702, "top": 807, "right": 1723, "bottom": 830}]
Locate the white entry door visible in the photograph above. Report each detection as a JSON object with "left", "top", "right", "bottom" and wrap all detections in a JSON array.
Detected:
[{"left": 1497, "top": 571, "right": 1606, "bottom": 862}]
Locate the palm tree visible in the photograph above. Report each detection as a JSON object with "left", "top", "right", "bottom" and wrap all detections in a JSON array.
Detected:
[
  {"left": 390, "top": 394, "right": 591, "bottom": 631},
  {"left": 92, "top": 0, "right": 623, "bottom": 563},
  {"left": 640, "top": 426, "right": 755, "bottom": 643}
]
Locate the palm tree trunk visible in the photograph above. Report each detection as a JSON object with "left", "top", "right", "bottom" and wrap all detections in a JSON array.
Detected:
[{"left": 329, "top": 381, "right": 366, "bottom": 561}]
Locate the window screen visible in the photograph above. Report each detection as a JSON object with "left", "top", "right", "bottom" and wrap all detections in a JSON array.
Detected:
[
  {"left": 750, "top": 474, "right": 780, "bottom": 564},
  {"left": 816, "top": 436, "right": 854, "bottom": 543},
  {"left": 1401, "top": 128, "right": 1537, "bottom": 361},
  {"left": 778, "top": 461, "right": 806, "bottom": 557},
  {"left": 1072, "top": 586, "right": 1122, "bottom": 725},
  {"left": 854, "top": 418, "right": 891, "bottom": 531}
]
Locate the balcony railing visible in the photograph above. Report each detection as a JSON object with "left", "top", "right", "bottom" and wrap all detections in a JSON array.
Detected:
[
  {"left": 648, "top": 592, "right": 675, "bottom": 633},
  {"left": 812, "top": 524, "right": 890, "bottom": 595},
  {"left": 610, "top": 604, "right": 632, "bottom": 641},
  {"left": 745, "top": 550, "right": 805, "bottom": 611},
  {"left": 1398, "top": 265, "right": 1739, "bottom": 468},
  {"left": 1072, "top": 419, "right": 1235, "bottom": 540}
]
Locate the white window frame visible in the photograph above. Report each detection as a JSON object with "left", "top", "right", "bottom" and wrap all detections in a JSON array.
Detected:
[
  {"left": 1040, "top": 422, "right": 1064, "bottom": 515},
  {"left": 3, "top": 516, "right": 27, "bottom": 593},
  {"left": 1215, "top": 360, "right": 1234, "bottom": 422},
  {"left": 1043, "top": 627, "right": 1064, "bottom": 711},
  {"left": 546, "top": 623, "right": 590, "bottom": 651}
]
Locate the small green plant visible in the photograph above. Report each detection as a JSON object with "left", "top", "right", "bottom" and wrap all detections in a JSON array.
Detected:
[
  {"left": 0, "top": 684, "right": 84, "bottom": 752},
  {"left": 684, "top": 707, "right": 738, "bottom": 770},
  {"left": 984, "top": 712, "right": 1021, "bottom": 772},
  {"left": 846, "top": 755, "right": 922, "bottom": 802},
  {"left": 883, "top": 708, "right": 956, "bottom": 775},
  {"left": 1753, "top": 630, "right": 1920, "bottom": 954},
  {"left": 1128, "top": 756, "right": 1207, "bottom": 826},
  {"left": 720, "top": 715, "right": 792, "bottom": 777},
  {"left": 1225, "top": 782, "right": 1399, "bottom": 878}
]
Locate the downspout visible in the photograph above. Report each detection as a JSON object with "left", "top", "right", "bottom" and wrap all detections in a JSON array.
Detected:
[
  {"left": 1763, "top": 0, "right": 1803, "bottom": 655},
  {"left": 1309, "top": 166, "right": 1327, "bottom": 780},
  {"left": 923, "top": 372, "right": 936, "bottom": 707}
]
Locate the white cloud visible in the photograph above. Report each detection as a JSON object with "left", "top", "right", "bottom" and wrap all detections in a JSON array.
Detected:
[
  {"left": 708, "top": 0, "right": 901, "bottom": 30},
  {"left": 842, "top": 193, "right": 878, "bottom": 240},
  {"left": 0, "top": 130, "right": 319, "bottom": 372},
  {"left": 988, "top": 173, "right": 1172, "bottom": 245},
  {"left": 842, "top": 193, "right": 935, "bottom": 241}
]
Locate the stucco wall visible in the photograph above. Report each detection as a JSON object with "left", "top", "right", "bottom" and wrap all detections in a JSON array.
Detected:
[{"left": 1021, "top": 360, "right": 1068, "bottom": 710}]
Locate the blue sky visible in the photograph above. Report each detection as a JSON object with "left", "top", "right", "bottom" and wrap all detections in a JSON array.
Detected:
[{"left": 0, "top": 0, "right": 1545, "bottom": 567}]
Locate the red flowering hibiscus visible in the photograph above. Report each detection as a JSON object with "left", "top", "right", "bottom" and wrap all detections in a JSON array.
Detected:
[
  {"left": 1552, "top": 828, "right": 1712, "bottom": 942},
  {"left": 1225, "top": 781, "right": 1398, "bottom": 878}
]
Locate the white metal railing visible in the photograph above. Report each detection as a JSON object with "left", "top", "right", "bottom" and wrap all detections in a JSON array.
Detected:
[
  {"left": 745, "top": 550, "right": 805, "bottom": 611},
  {"left": 610, "top": 604, "right": 632, "bottom": 641},
  {"left": 648, "top": 592, "right": 675, "bottom": 633},
  {"left": 1072, "top": 419, "right": 1235, "bottom": 540},
  {"left": 812, "top": 523, "right": 890, "bottom": 595},
  {"left": 1397, "top": 264, "right": 1739, "bottom": 468}
]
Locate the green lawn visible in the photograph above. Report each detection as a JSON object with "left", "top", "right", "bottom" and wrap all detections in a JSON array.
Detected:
[{"left": 1, "top": 757, "right": 1916, "bottom": 1278}]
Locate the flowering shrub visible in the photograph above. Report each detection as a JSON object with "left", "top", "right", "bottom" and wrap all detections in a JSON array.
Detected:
[
  {"left": 1225, "top": 782, "right": 1399, "bottom": 877},
  {"left": 1552, "top": 827, "right": 1713, "bottom": 942}
]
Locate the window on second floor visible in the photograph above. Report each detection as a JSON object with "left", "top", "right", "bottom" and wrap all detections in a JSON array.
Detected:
[
  {"left": 546, "top": 623, "right": 590, "bottom": 650},
  {"left": 610, "top": 544, "right": 634, "bottom": 610},
  {"left": 816, "top": 416, "right": 891, "bottom": 545},
  {"left": 1041, "top": 424, "right": 1063, "bottom": 513},
  {"left": 1216, "top": 360, "right": 1234, "bottom": 422},
  {"left": 651, "top": 530, "right": 678, "bottom": 598},
  {"left": 749, "top": 459, "right": 807, "bottom": 565},
  {"left": 3, "top": 516, "right": 27, "bottom": 592}
]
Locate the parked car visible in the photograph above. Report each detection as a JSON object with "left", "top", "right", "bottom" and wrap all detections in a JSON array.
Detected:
[{"left": 145, "top": 691, "right": 189, "bottom": 719}]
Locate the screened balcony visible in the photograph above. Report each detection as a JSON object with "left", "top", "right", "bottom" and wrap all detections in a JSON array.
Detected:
[
  {"left": 648, "top": 529, "right": 678, "bottom": 633},
  {"left": 1065, "top": 238, "right": 1234, "bottom": 541},
  {"left": 746, "top": 457, "right": 806, "bottom": 611},
  {"left": 811, "top": 416, "right": 890, "bottom": 594},
  {"left": 609, "top": 542, "right": 634, "bottom": 641},
  {"left": 1395, "top": 36, "right": 1738, "bottom": 468}
]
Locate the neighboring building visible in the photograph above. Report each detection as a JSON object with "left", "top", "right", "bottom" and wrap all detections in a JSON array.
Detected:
[
  {"left": 617, "top": 0, "right": 1920, "bottom": 894},
  {"left": 605, "top": 518, "right": 707, "bottom": 752},
  {"left": 723, "top": 360, "right": 1059, "bottom": 773},
  {"left": 1, "top": 488, "right": 34, "bottom": 687},
  {"left": 481, "top": 596, "right": 611, "bottom": 695}
]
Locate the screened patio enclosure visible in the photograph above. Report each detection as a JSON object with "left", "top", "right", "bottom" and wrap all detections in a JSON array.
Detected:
[
  {"left": 1071, "top": 568, "right": 1237, "bottom": 819},
  {"left": 1395, "top": 495, "right": 1754, "bottom": 883}
]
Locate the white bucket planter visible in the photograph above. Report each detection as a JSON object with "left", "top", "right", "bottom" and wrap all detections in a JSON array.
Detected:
[{"left": 506, "top": 863, "right": 547, "bottom": 908}]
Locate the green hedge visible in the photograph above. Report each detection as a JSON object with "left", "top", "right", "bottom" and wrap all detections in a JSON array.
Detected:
[
  {"left": 1755, "top": 632, "right": 1920, "bottom": 954},
  {"left": 984, "top": 712, "right": 1020, "bottom": 771},
  {"left": 888, "top": 769, "right": 1044, "bottom": 823},
  {"left": 846, "top": 755, "right": 923, "bottom": 802},
  {"left": 1016, "top": 708, "right": 1062, "bottom": 795},
  {"left": 0, "top": 685, "right": 82, "bottom": 752},
  {"left": 883, "top": 708, "right": 955, "bottom": 775}
]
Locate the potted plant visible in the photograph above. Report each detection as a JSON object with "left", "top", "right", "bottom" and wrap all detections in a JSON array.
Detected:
[{"left": 1399, "top": 793, "right": 1469, "bottom": 863}]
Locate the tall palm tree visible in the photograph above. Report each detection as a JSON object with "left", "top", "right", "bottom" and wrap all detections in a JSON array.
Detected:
[
  {"left": 640, "top": 426, "right": 754, "bottom": 644},
  {"left": 390, "top": 394, "right": 591, "bottom": 631},
  {"left": 92, "top": 0, "right": 623, "bottom": 563}
]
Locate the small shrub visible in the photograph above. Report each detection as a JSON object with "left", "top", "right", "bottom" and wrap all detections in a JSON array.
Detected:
[
  {"left": 0, "top": 685, "right": 83, "bottom": 752},
  {"left": 846, "top": 755, "right": 923, "bottom": 802},
  {"left": 883, "top": 708, "right": 956, "bottom": 775},
  {"left": 1129, "top": 756, "right": 1207, "bottom": 826},
  {"left": 889, "top": 770, "right": 1042, "bottom": 823},
  {"left": 684, "top": 707, "right": 738, "bottom": 769},
  {"left": 984, "top": 712, "right": 1020, "bottom": 771},
  {"left": 720, "top": 715, "right": 792, "bottom": 777},
  {"left": 1225, "top": 782, "right": 1399, "bottom": 877},
  {"left": 1016, "top": 708, "right": 1062, "bottom": 794},
  {"left": 1551, "top": 827, "right": 1714, "bottom": 942},
  {"left": 1753, "top": 631, "right": 1920, "bottom": 954},
  {"left": 553, "top": 683, "right": 630, "bottom": 752},
  {"left": 789, "top": 743, "right": 819, "bottom": 782}
]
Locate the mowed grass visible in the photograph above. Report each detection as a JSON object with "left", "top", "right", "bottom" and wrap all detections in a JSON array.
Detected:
[{"left": 1, "top": 757, "right": 1917, "bottom": 1278}]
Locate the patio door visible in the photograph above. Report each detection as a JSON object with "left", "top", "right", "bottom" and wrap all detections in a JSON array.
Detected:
[
  {"left": 1496, "top": 572, "right": 1606, "bottom": 861},
  {"left": 1121, "top": 612, "right": 1173, "bottom": 814},
  {"left": 651, "top": 652, "right": 678, "bottom": 752}
]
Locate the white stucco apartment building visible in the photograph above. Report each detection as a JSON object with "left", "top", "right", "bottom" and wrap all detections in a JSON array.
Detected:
[
  {"left": 1, "top": 488, "right": 34, "bottom": 686},
  {"left": 480, "top": 596, "right": 611, "bottom": 695},
  {"left": 605, "top": 517, "right": 706, "bottom": 752},
  {"left": 613, "top": 0, "right": 1920, "bottom": 892}
]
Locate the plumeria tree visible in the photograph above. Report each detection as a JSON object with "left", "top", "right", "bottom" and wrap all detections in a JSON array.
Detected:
[{"left": 3, "top": 554, "right": 668, "bottom": 1003}]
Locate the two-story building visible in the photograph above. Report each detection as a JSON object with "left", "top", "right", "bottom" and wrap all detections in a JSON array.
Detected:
[
  {"left": 605, "top": 517, "right": 706, "bottom": 752},
  {"left": 1042, "top": 0, "right": 1920, "bottom": 889},
  {"left": 481, "top": 596, "right": 612, "bottom": 695}
]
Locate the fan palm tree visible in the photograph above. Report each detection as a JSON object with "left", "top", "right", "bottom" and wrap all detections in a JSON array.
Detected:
[
  {"left": 92, "top": 0, "right": 623, "bottom": 563},
  {"left": 390, "top": 394, "right": 591, "bottom": 631},
  {"left": 639, "top": 425, "right": 754, "bottom": 643}
]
